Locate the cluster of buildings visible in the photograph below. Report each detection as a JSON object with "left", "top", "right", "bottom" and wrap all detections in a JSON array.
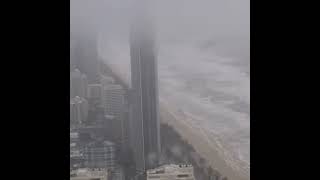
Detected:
[
  {"left": 70, "top": 31, "right": 127, "bottom": 180},
  {"left": 70, "top": 164, "right": 195, "bottom": 180},
  {"left": 70, "top": 12, "right": 196, "bottom": 180}
]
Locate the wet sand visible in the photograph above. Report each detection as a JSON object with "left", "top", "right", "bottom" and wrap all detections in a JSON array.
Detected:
[{"left": 159, "top": 100, "right": 249, "bottom": 180}]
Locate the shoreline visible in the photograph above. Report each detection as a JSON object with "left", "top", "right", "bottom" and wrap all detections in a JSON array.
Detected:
[
  {"left": 159, "top": 100, "right": 249, "bottom": 180},
  {"left": 103, "top": 62, "right": 249, "bottom": 180}
]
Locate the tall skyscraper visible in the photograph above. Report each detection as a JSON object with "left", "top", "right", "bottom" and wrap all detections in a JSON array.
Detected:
[
  {"left": 129, "top": 11, "right": 161, "bottom": 172},
  {"left": 70, "top": 32, "right": 100, "bottom": 83}
]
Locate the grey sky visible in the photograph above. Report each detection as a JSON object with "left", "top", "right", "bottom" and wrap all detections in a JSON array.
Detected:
[{"left": 70, "top": 0, "right": 249, "bottom": 43}]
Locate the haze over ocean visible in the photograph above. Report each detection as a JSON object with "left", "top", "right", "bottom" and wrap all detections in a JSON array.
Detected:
[{"left": 72, "top": 0, "right": 250, "bottom": 173}]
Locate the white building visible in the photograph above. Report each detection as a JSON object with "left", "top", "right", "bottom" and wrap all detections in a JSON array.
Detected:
[
  {"left": 70, "top": 168, "right": 108, "bottom": 180},
  {"left": 102, "top": 84, "right": 125, "bottom": 119},
  {"left": 70, "top": 96, "right": 88, "bottom": 124},
  {"left": 147, "top": 164, "right": 195, "bottom": 180},
  {"left": 71, "top": 69, "right": 88, "bottom": 98}
]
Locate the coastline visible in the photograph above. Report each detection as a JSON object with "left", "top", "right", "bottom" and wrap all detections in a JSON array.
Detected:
[
  {"left": 159, "top": 100, "right": 249, "bottom": 180},
  {"left": 103, "top": 62, "right": 249, "bottom": 180}
]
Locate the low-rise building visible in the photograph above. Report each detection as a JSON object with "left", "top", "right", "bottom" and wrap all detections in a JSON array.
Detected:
[
  {"left": 147, "top": 164, "right": 195, "bottom": 180},
  {"left": 70, "top": 168, "right": 108, "bottom": 180}
]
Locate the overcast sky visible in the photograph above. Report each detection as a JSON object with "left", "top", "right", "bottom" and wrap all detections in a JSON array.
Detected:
[{"left": 71, "top": 0, "right": 249, "bottom": 45}]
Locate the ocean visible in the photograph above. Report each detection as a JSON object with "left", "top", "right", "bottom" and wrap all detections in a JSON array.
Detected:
[{"left": 99, "top": 37, "right": 250, "bottom": 175}]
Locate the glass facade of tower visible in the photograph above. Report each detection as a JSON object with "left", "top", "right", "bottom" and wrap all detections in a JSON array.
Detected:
[{"left": 129, "top": 19, "right": 161, "bottom": 172}]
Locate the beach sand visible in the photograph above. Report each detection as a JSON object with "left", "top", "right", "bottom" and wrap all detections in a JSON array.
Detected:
[{"left": 159, "top": 101, "right": 249, "bottom": 180}]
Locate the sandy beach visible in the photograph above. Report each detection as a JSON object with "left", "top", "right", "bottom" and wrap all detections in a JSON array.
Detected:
[{"left": 159, "top": 100, "right": 249, "bottom": 180}]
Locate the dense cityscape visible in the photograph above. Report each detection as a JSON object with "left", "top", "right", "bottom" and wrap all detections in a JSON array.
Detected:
[
  {"left": 69, "top": 0, "right": 251, "bottom": 179},
  {"left": 70, "top": 16, "right": 230, "bottom": 180}
]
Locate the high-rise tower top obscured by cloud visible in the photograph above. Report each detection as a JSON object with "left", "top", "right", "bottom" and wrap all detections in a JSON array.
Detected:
[{"left": 70, "top": 32, "right": 100, "bottom": 83}]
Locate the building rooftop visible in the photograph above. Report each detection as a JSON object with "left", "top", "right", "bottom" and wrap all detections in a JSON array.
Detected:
[
  {"left": 70, "top": 168, "right": 108, "bottom": 180},
  {"left": 147, "top": 164, "right": 193, "bottom": 174}
]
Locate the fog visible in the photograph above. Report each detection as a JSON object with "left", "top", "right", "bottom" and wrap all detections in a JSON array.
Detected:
[
  {"left": 71, "top": 0, "right": 250, "bottom": 177},
  {"left": 71, "top": 0, "right": 249, "bottom": 59}
]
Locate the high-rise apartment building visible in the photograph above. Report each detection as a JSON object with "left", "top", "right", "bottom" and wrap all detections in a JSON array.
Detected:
[
  {"left": 102, "top": 84, "right": 125, "bottom": 119},
  {"left": 71, "top": 69, "right": 88, "bottom": 98},
  {"left": 102, "top": 84, "right": 126, "bottom": 145},
  {"left": 70, "top": 96, "right": 88, "bottom": 125},
  {"left": 83, "top": 140, "right": 116, "bottom": 170},
  {"left": 129, "top": 12, "right": 161, "bottom": 172},
  {"left": 70, "top": 32, "right": 99, "bottom": 83}
]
